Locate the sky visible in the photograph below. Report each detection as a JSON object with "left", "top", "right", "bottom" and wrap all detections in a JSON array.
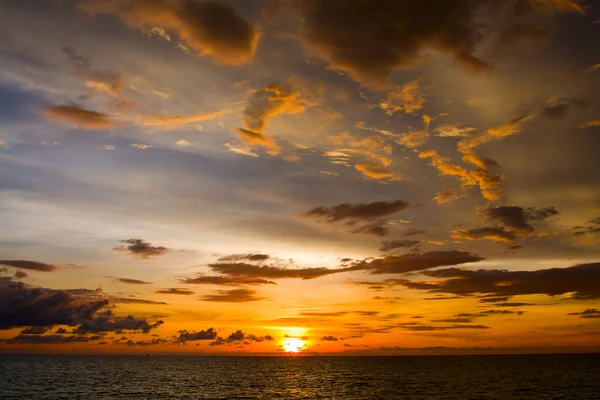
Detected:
[{"left": 0, "top": 0, "right": 599, "bottom": 356}]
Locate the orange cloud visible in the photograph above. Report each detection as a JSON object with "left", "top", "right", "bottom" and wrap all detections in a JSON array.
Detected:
[
  {"left": 78, "top": 0, "right": 259, "bottom": 65},
  {"left": 43, "top": 105, "right": 114, "bottom": 130}
]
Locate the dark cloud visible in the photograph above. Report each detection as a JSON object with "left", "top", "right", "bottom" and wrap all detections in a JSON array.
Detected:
[
  {"left": 43, "top": 105, "right": 114, "bottom": 129},
  {"left": 199, "top": 288, "right": 264, "bottom": 302},
  {"left": 176, "top": 328, "right": 218, "bottom": 342},
  {"left": 351, "top": 223, "right": 388, "bottom": 237},
  {"left": 208, "top": 329, "right": 271, "bottom": 346},
  {"left": 304, "top": 200, "right": 410, "bottom": 223},
  {"left": 2, "top": 335, "right": 97, "bottom": 344},
  {"left": 0, "top": 280, "right": 108, "bottom": 329},
  {"left": 113, "top": 239, "right": 170, "bottom": 259},
  {"left": 398, "top": 323, "right": 490, "bottom": 331},
  {"left": 431, "top": 318, "right": 474, "bottom": 323},
  {"left": 110, "top": 277, "right": 153, "bottom": 285},
  {"left": 403, "top": 229, "right": 427, "bottom": 237},
  {"left": 399, "top": 262, "right": 600, "bottom": 300},
  {"left": 109, "top": 297, "right": 167, "bottom": 305},
  {"left": 218, "top": 253, "right": 270, "bottom": 262},
  {"left": 293, "top": 0, "right": 494, "bottom": 88},
  {"left": 478, "top": 296, "right": 510, "bottom": 303},
  {"left": 14, "top": 271, "right": 28, "bottom": 279},
  {"left": 20, "top": 326, "right": 49, "bottom": 335},
  {"left": 321, "top": 336, "right": 339, "bottom": 341},
  {"left": 74, "top": 311, "right": 164, "bottom": 334},
  {"left": 179, "top": 275, "right": 276, "bottom": 285},
  {"left": 0, "top": 279, "right": 164, "bottom": 334},
  {"left": 541, "top": 97, "right": 587, "bottom": 119},
  {"left": 380, "top": 240, "right": 421, "bottom": 252},
  {"left": 55, "top": 327, "right": 68, "bottom": 334},
  {"left": 0, "top": 260, "right": 56, "bottom": 272},
  {"left": 482, "top": 205, "right": 559, "bottom": 234},
  {"left": 456, "top": 310, "right": 525, "bottom": 318},
  {"left": 567, "top": 309, "right": 600, "bottom": 319},
  {"left": 351, "top": 251, "right": 484, "bottom": 275},
  {"left": 155, "top": 288, "right": 195, "bottom": 295},
  {"left": 207, "top": 261, "right": 356, "bottom": 280},
  {"left": 299, "top": 311, "right": 347, "bottom": 317},
  {"left": 78, "top": 0, "right": 258, "bottom": 65}
]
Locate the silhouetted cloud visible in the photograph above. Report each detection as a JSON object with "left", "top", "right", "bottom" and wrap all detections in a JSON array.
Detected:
[
  {"left": 351, "top": 223, "right": 388, "bottom": 237},
  {"left": 2, "top": 335, "right": 98, "bottom": 344},
  {"left": 176, "top": 328, "right": 218, "bottom": 342},
  {"left": 179, "top": 275, "right": 276, "bottom": 285},
  {"left": 20, "top": 326, "right": 49, "bottom": 335},
  {"left": 208, "top": 329, "right": 271, "bottom": 346},
  {"left": 403, "top": 229, "right": 426, "bottom": 237},
  {"left": 78, "top": 0, "right": 259, "bottom": 65},
  {"left": 380, "top": 240, "right": 421, "bottom": 252},
  {"left": 110, "top": 277, "right": 153, "bottom": 285},
  {"left": 482, "top": 205, "right": 559, "bottom": 234},
  {"left": 155, "top": 288, "right": 195, "bottom": 295},
  {"left": 43, "top": 105, "right": 114, "bottom": 129},
  {"left": 218, "top": 253, "right": 271, "bottom": 262},
  {"left": 351, "top": 251, "right": 484, "bottom": 275},
  {"left": 567, "top": 309, "right": 600, "bottom": 319},
  {"left": 398, "top": 262, "right": 600, "bottom": 300},
  {"left": 321, "top": 336, "right": 339, "bottom": 341},
  {"left": 199, "top": 288, "right": 264, "bottom": 302},
  {"left": 398, "top": 323, "right": 490, "bottom": 331},
  {"left": 0, "top": 260, "right": 56, "bottom": 272},
  {"left": 293, "top": 0, "right": 492, "bottom": 87},
  {"left": 304, "top": 200, "right": 410, "bottom": 223},
  {"left": 207, "top": 261, "right": 357, "bottom": 280},
  {"left": 113, "top": 239, "right": 170, "bottom": 259},
  {"left": 0, "top": 279, "right": 164, "bottom": 334},
  {"left": 541, "top": 97, "right": 586, "bottom": 119},
  {"left": 110, "top": 297, "right": 167, "bottom": 305},
  {"left": 14, "top": 271, "right": 28, "bottom": 279}
]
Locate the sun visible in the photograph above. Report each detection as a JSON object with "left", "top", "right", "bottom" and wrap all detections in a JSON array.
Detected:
[{"left": 283, "top": 338, "right": 305, "bottom": 353}]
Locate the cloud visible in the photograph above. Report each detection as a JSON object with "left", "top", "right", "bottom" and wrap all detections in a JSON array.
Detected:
[
  {"left": 433, "top": 188, "right": 466, "bottom": 204},
  {"left": 398, "top": 262, "right": 600, "bottom": 300},
  {"left": 2, "top": 335, "right": 98, "bottom": 344},
  {"left": 175, "top": 328, "right": 218, "bottom": 342},
  {"left": 351, "top": 223, "right": 388, "bottom": 237},
  {"left": 567, "top": 309, "right": 600, "bottom": 319},
  {"left": 321, "top": 336, "right": 339, "bottom": 341},
  {"left": 207, "top": 261, "right": 353, "bottom": 280},
  {"left": 398, "top": 323, "right": 490, "bottom": 331},
  {"left": 354, "top": 161, "right": 404, "bottom": 181},
  {"left": 456, "top": 310, "right": 524, "bottom": 318},
  {"left": 113, "top": 239, "right": 170, "bottom": 259},
  {"left": 218, "top": 253, "right": 271, "bottom": 262},
  {"left": 129, "top": 143, "right": 151, "bottom": 149},
  {"left": 451, "top": 227, "right": 517, "bottom": 243},
  {"left": 434, "top": 124, "right": 476, "bottom": 138},
  {"left": 14, "top": 271, "right": 28, "bottom": 279},
  {"left": 540, "top": 97, "right": 586, "bottom": 119},
  {"left": 179, "top": 275, "right": 276, "bottom": 286},
  {"left": 209, "top": 329, "right": 271, "bottom": 346},
  {"left": 199, "top": 288, "right": 264, "bottom": 302},
  {"left": 581, "top": 120, "right": 600, "bottom": 128},
  {"left": 110, "top": 277, "right": 153, "bottom": 285},
  {"left": 379, "top": 240, "right": 421, "bottom": 252},
  {"left": 109, "top": 297, "right": 167, "bottom": 305},
  {"left": 403, "top": 228, "right": 427, "bottom": 237},
  {"left": 63, "top": 46, "right": 124, "bottom": 96},
  {"left": 236, "top": 80, "right": 313, "bottom": 155},
  {"left": 304, "top": 200, "right": 410, "bottom": 223},
  {"left": 380, "top": 80, "right": 425, "bottom": 115},
  {"left": 74, "top": 311, "right": 164, "bottom": 334},
  {"left": 155, "top": 288, "right": 195, "bottom": 295},
  {"left": 482, "top": 205, "right": 559, "bottom": 234},
  {"left": 20, "top": 326, "right": 49, "bottom": 335},
  {"left": 351, "top": 250, "right": 484, "bottom": 275},
  {"left": 78, "top": 0, "right": 259, "bottom": 65},
  {"left": 225, "top": 142, "right": 259, "bottom": 157},
  {"left": 293, "top": 0, "right": 496, "bottom": 87},
  {"left": 0, "top": 260, "right": 56, "bottom": 272},
  {"left": 132, "top": 110, "right": 231, "bottom": 128},
  {"left": 43, "top": 105, "right": 114, "bottom": 129}
]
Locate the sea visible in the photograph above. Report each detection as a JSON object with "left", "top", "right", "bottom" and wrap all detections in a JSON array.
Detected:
[{"left": 1, "top": 354, "right": 599, "bottom": 399}]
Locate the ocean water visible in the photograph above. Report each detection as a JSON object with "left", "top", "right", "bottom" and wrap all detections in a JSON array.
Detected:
[{"left": 1, "top": 354, "right": 599, "bottom": 399}]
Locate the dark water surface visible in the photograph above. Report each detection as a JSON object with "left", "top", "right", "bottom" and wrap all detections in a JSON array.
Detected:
[{"left": 1, "top": 354, "right": 599, "bottom": 399}]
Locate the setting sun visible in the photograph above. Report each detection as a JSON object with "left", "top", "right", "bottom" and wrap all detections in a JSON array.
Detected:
[{"left": 283, "top": 338, "right": 305, "bottom": 353}]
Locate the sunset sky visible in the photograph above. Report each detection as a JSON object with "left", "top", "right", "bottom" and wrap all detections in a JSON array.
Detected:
[{"left": 1, "top": 0, "right": 599, "bottom": 355}]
